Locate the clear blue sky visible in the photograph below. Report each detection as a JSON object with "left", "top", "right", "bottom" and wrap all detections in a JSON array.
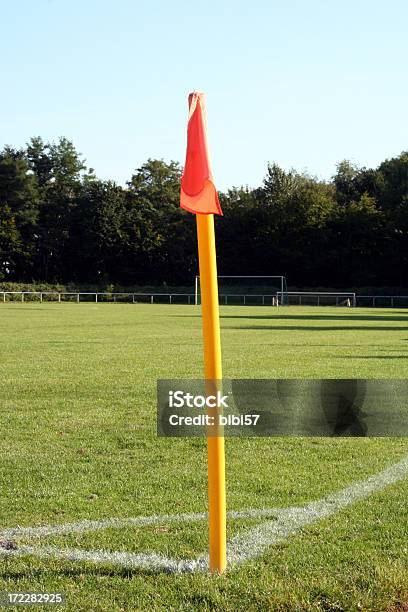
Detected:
[{"left": 1, "top": 0, "right": 407, "bottom": 190}]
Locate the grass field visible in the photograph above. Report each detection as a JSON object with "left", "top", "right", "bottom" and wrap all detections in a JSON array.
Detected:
[{"left": 1, "top": 304, "right": 408, "bottom": 611}]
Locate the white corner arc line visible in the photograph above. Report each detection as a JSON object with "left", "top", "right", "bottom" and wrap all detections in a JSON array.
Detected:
[
  {"left": 1, "top": 455, "right": 408, "bottom": 573},
  {"left": 227, "top": 453, "right": 408, "bottom": 565}
]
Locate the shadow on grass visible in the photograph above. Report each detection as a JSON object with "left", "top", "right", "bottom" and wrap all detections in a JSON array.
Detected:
[
  {"left": 220, "top": 314, "right": 408, "bottom": 322},
  {"left": 170, "top": 312, "right": 408, "bottom": 323},
  {"left": 0, "top": 566, "right": 156, "bottom": 579},
  {"left": 0, "top": 306, "right": 59, "bottom": 311},
  {"left": 227, "top": 325, "right": 408, "bottom": 332},
  {"left": 331, "top": 355, "right": 408, "bottom": 359}
]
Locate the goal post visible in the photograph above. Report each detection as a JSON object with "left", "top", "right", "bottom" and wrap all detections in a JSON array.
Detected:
[{"left": 194, "top": 275, "right": 287, "bottom": 306}]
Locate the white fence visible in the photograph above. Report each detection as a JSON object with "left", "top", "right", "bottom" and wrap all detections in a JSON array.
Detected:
[
  {"left": 1, "top": 291, "right": 195, "bottom": 304},
  {"left": 1, "top": 291, "right": 408, "bottom": 308},
  {"left": 277, "top": 291, "right": 356, "bottom": 307},
  {"left": 355, "top": 295, "right": 408, "bottom": 308},
  {"left": 0, "top": 292, "right": 278, "bottom": 305}
]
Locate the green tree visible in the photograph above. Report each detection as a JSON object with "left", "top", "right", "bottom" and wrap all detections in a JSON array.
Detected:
[
  {"left": 69, "top": 180, "right": 126, "bottom": 282},
  {"left": 376, "top": 152, "right": 408, "bottom": 210},
  {"left": 333, "top": 160, "right": 362, "bottom": 206},
  {"left": 125, "top": 159, "right": 195, "bottom": 283},
  {"left": 35, "top": 138, "right": 90, "bottom": 281},
  {"left": 0, "top": 147, "right": 39, "bottom": 279},
  {"left": 249, "top": 164, "right": 335, "bottom": 283},
  {"left": 0, "top": 205, "right": 21, "bottom": 280},
  {"left": 327, "top": 192, "right": 385, "bottom": 285},
  {"left": 26, "top": 137, "right": 53, "bottom": 187}
]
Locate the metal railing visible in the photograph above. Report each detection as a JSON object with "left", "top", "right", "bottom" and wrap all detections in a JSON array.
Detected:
[
  {"left": 277, "top": 291, "right": 356, "bottom": 307},
  {"left": 0, "top": 291, "right": 279, "bottom": 305},
  {"left": 355, "top": 295, "right": 408, "bottom": 308},
  {"left": 0, "top": 291, "right": 196, "bottom": 304},
  {"left": 1, "top": 291, "right": 408, "bottom": 308}
]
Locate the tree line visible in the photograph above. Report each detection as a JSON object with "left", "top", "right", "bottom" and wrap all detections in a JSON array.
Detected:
[{"left": 1, "top": 136, "right": 407, "bottom": 288}]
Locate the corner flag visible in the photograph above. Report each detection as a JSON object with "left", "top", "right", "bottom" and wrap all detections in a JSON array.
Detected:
[
  {"left": 180, "top": 92, "right": 227, "bottom": 574},
  {"left": 180, "top": 92, "right": 223, "bottom": 215}
]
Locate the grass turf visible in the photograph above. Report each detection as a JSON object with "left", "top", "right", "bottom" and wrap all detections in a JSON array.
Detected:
[{"left": 1, "top": 304, "right": 408, "bottom": 610}]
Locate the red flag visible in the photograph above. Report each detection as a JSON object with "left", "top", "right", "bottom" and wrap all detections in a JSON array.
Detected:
[{"left": 180, "top": 92, "right": 223, "bottom": 215}]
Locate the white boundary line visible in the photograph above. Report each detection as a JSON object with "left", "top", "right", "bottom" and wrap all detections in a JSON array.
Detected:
[
  {"left": 0, "top": 508, "right": 283, "bottom": 540},
  {"left": 1, "top": 455, "right": 408, "bottom": 573}
]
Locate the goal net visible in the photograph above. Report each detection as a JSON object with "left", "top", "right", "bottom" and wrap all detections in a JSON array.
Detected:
[
  {"left": 277, "top": 291, "right": 356, "bottom": 307},
  {"left": 194, "top": 275, "right": 287, "bottom": 306}
]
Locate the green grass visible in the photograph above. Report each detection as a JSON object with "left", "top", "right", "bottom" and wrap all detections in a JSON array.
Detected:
[{"left": 1, "top": 304, "right": 408, "bottom": 611}]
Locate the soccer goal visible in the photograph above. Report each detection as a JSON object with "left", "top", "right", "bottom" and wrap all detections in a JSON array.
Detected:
[
  {"left": 194, "top": 275, "right": 287, "bottom": 306},
  {"left": 277, "top": 291, "right": 356, "bottom": 307}
]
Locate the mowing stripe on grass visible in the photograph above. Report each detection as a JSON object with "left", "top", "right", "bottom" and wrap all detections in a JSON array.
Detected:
[{"left": 1, "top": 455, "right": 408, "bottom": 573}]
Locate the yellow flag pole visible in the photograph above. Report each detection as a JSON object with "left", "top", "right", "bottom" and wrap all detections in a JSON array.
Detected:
[{"left": 196, "top": 213, "right": 227, "bottom": 574}]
